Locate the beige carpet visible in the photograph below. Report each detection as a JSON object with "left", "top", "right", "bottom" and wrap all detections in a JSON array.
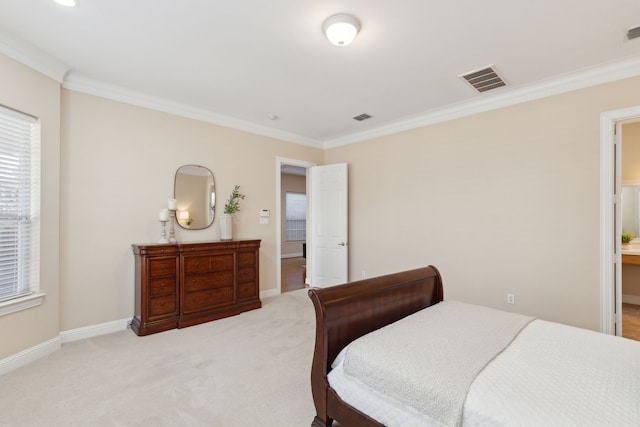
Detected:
[{"left": 0, "top": 289, "right": 319, "bottom": 427}]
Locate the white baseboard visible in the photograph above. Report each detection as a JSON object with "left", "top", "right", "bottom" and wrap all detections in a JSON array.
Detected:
[
  {"left": 622, "top": 294, "right": 640, "bottom": 305},
  {"left": 60, "top": 317, "right": 131, "bottom": 344},
  {"left": 0, "top": 336, "right": 61, "bottom": 377},
  {"left": 281, "top": 253, "right": 303, "bottom": 259},
  {"left": 0, "top": 317, "right": 132, "bottom": 377}
]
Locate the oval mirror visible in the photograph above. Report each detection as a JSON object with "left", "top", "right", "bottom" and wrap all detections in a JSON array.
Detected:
[{"left": 174, "top": 165, "right": 215, "bottom": 230}]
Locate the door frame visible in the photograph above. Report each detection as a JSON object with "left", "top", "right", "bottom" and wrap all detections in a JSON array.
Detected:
[
  {"left": 600, "top": 105, "right": 640, "bottom": 335},
  {"left": 275, "top": 157, "right": 317, "bottom": 295}
]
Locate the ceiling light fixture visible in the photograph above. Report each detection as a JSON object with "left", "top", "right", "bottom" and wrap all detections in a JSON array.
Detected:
[
  {"left": 53, "top": 0, "right": 78, "bottom": 7},
  {"left": 322, "top": 14, "right": 360, "bottom": 47}
]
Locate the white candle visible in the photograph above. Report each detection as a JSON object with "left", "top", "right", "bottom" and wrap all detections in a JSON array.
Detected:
[
  {"left": 159, "top": 208, "right": 169, "bottom": 221},
  {"left": 168, "top": 198, "right": 177, "bottom": 210}
]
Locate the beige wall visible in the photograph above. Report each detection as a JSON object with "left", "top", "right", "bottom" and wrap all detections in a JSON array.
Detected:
[
  {"left": 59, "top": 91, "right": 323, "bottom": 331},
  {"left": 325, "top": 75, "right": 640, "bottom": 331},
  {"left": 281, "top": 173, "right": 307, "bottom": 257},
  {"left": 0, "top": 54, "right": 61, "bottom": 359}
]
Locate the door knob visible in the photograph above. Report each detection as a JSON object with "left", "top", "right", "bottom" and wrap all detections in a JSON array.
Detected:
[{"left": 338, "top": 242, "right": 346, "bottom": 246}]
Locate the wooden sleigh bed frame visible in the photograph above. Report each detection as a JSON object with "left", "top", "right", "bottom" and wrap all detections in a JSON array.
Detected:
[{"left": 307, "top": 266, "right": 444, "bottom": 427}]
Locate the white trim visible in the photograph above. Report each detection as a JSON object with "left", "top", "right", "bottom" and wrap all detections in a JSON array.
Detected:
[
  {"left": 600, "top": 105, "right": 640, "bottom": 335},
  {"left": 281, "top": 253, "right": 303, "bottom": 259},
  {"left": 0, "top": 317, "right": 131, "bottom": 376},
  {"left": 59, "top": 317, "right": 131, "bottom": 344},
  {"left": 0, "top": 336, "right": 60, "bottom": 377},
  {"left": 63, "top": 73, "right": 323, "bottom": 149},
  {"left": 325, "top": 56, "right": 640, "bottom": 149},
  {"left": 276, "top": 157, "right": 316, "bottom": 295},
  {"left": 622, "top": 294, "right": 640, "bottom": 305},
  {"left": 2, "top": 24, "right": 640, "bottom": 148},
  {"left": 0, "top": 293, "right": 46, "bottom": 317},
  {"left": 0, "top": 31, "right": 70, "bottom": 83}
]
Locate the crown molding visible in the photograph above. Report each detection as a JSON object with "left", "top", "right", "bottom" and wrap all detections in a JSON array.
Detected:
[
  {"left": 0, "top": 32, "right": 71, "bottom": 83},
  {"left": 63, "top": 73, "right": 324, "bottom": 149},
  {"left": 323, "top": 55, "right": 640, "bottom": 149},
  {"left": 3, "top": 22, "right": 639, "bottom": 151}
]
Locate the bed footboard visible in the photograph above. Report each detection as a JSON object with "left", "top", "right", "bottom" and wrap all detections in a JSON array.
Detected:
[{"left": 307, "top": 266, "right": 444, "bottom": 427}]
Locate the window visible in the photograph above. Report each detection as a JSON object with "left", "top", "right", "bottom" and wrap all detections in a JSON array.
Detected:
[
  {"left": 0, "top": 105, "right": 40, "bottom": 305},
  {"left": 285, "top": 192, "right": 306, "bottom": 241}
]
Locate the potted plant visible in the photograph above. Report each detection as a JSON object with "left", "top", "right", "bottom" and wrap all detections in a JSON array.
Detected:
[
  {"left": 220, "top": 185, "right": 246, "bottom": 240},
  {"left": 622, "top": 233, "right": 634, "bottom": 249}
]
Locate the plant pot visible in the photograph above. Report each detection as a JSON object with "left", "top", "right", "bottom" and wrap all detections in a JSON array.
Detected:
[{"left": 220, "top": 213, "right": 233, "bottom": 241}]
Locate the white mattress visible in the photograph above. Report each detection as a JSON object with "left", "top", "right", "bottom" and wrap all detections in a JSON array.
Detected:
[{"left": 328, "top": 319, "right": 640, "bottom": 427}]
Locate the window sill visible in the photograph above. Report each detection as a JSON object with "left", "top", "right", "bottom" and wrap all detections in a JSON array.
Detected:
[{"left": 0, "top": 293, "right": 46, "bottom": 317}]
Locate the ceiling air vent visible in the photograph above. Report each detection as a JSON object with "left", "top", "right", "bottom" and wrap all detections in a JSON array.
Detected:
[
  {"left": 353, "top": 113, "right": 372, "bottom": 121},
  {"left": 460, "top": 66, "right": 506, "bottom": 93},
  {"left": 627, "top": 25, "right": 640, "bottom": 41}
]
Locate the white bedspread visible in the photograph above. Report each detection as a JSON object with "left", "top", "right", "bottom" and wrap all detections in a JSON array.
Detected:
[
  {"left": 341, "top": 301, "right": 534, "bottom": 427},
  {"left": 329, "top": 315, "right": 640, "bottom": 427}
]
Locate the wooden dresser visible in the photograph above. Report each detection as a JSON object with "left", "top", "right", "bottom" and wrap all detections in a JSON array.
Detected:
[{"left": 132, "top": 239, "right": 261, "bottom": 336}]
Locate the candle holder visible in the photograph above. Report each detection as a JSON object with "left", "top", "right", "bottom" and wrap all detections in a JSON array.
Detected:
[
  {"left": 168, "top": 209, "right": 177, "bottom": 243},
  {"left": 158, "top": 219, "right": 169, "bottom": 243}
]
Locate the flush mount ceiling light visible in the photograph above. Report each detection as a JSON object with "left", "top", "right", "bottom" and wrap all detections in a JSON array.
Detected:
[
  {"left": 53, "top": 0, "right": 78, "bottom": 7},
  {"left": 323, "top": 14, "right": 360, "bottom": 47}
]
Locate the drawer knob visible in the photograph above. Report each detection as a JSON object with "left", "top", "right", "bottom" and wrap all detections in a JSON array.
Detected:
[
  {"left": 161, "top": 282, "right": 166, "bottom": 288},
  {"left": 196, "top": 262, "right": 200, "bottom": 267},
  {"left": 192, "top": 279, "right": 196, "bottom": 284},
  {"left": 161, "top": 265, "right": 166, "bottom": 271}
]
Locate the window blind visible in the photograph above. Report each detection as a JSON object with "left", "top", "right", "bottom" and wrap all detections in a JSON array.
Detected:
[
  {"left": 0, "top": 106, "right": 40, "bottom": 302},
  {"left": 285, "top": 192, "right": 306, "bottom": 241}
]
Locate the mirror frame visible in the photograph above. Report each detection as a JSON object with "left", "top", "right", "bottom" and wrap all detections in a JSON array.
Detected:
[{"left": 174, "top": 165, "right": 215, "bottom": 230}]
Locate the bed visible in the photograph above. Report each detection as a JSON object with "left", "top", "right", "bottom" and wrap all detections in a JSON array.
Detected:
[{"left": 307, "top": 265, "right": 640, "bottom": 427}]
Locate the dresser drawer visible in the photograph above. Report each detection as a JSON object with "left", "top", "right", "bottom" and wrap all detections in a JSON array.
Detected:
[
  {"left": 238, "top": 281, "right": 256, "bottom": 299},
  {"left": 237, "top": 266, "right": 256, "bottom": 283},
  {"left": 184, "top": 256, "right": 209, "bottom": 274},
  {"left": 149, "top": 258, "right": 176, "bottom": 278},
  {"left": 184, "top": 271, "right": 233, "bottom": 292},
  {"left": 183, "top": 286, "right": 234, "bottom": 312},
  {"left": 148, "top": 294, "right": 177, "bottom": 318},
  {"left": 149, "top": 277, "right": 176, "bottom": 297},
  {"left": 237, "top": 251, "right": 256, "bottom": 266},
  {"left": 211, "top": 254, "right": 234, "bottom": 272}
]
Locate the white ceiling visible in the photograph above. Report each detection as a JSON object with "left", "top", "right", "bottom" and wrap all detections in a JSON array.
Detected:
[{"left": 1, "top": 1, "right": 640, "bottom": 148}]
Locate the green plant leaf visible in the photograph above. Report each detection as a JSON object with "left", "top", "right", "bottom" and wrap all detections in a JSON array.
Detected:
[{"left": 224, "top": 185, "right": 246, "bottom": 214}]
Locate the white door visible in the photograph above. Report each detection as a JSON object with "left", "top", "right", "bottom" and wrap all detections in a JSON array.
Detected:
[{"left": 307, "top": 163, "right": 348, "bottom": 287}]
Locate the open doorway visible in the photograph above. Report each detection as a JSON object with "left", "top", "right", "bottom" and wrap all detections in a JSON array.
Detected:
[
  {"left": 600, "top": 106, "right": 640, "bottom": 338},
  {"left": 275, "top": 157, "right": 316, "bottom": 294},
  {"left": 280, "top": 165, "right": 307, "bottom": 292},
  {"left": 620, "top": 120, "right": 640, "bottom": 341}
]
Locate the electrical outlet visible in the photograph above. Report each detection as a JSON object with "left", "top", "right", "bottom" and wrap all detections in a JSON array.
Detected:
[{"left": 507, "top": 293, "right": 515, "bottom": 304}]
